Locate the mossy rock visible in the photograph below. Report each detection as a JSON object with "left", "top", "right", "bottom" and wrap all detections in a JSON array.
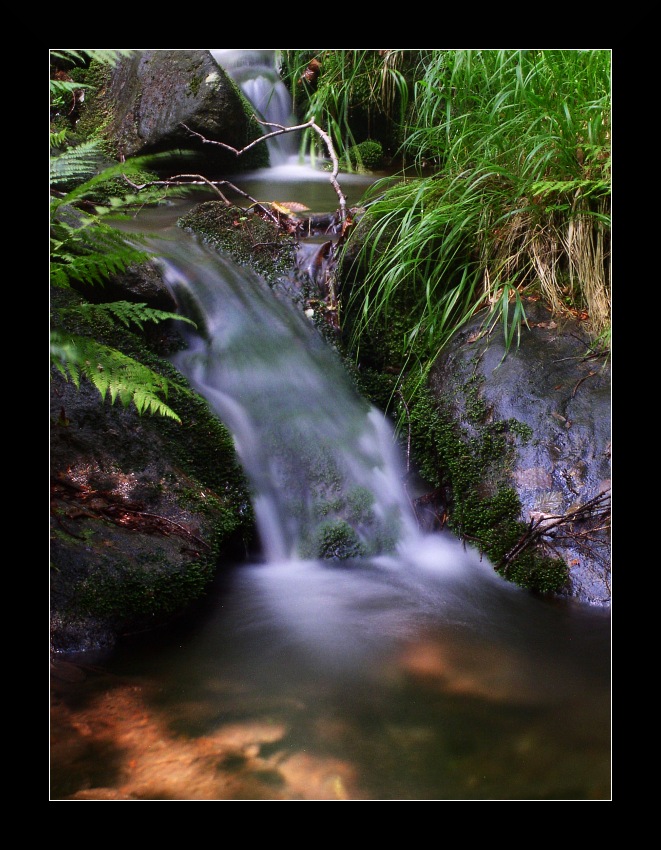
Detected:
[
  {"left": 301, "top": 519, "right": 367, "bottom": 560},
  {"left": 178, "top": 201, "right": 297, "bottom": 283},
  {"left": 50, "top": 271, "right": 255, "bottom": 654},
  {"left": 347, "top": 139, "right": 384, "bottom": 171}
]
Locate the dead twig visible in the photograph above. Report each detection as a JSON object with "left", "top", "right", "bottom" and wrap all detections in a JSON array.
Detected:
[
  {"left": 396, "top": 390, "right": 412, "bottom": 474},
  {"left": 571, "top": 370, "right": 597, "bottom": 398},
  {"left": 51, "top": 477, "right": 212, "bottom": 551},
  {"left": 181, "top": 117, "right": 348, "bottom": 220},
  {"left": 121, "top": 172, "right": 281, "bottom": 225},
  {"left": 497, "top": 489, "right": 611, "bottom": 573}
]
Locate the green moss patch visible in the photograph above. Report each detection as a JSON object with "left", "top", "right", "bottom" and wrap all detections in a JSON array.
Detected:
[
  {"left": 404, "top": 382, "right": 568, "bottom": 594},
  {"left": 178, "top": 202, "right": 297, "bottom": 283}
]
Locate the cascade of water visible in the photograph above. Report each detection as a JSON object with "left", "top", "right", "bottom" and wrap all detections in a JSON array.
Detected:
[
  {"left": 156, "top": 51, "right": 495, "bottom": 576},
  {"left": 211, "top": 49, "right": 298, "bottom": 165},
  {"left": 157, "top": 236, "right": 420, "bottom": 563}
]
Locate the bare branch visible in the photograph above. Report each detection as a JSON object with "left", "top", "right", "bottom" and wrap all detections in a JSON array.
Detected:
[
  {"left": 396, "top": 390, "right": 412, "bottom": 474},
  {"left": 497, "top": 489, "right": 611, "bottom": 573},
  {"left": 180, "top": 117, "right": 348, "bottom": 220},
  {"left": 120, "top": 173, "right": 280, "bottom": 224}
]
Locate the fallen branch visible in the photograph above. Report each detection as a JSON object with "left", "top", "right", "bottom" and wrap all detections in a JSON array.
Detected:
[
  {"left": 51, "top": 476, "right": 212, "bottom": 551},
  {"left": 120, "top": 173, "right": 280, "bottom": 225},
  {"left": 181, "top": 116, "right": 348, "bottom": 220},
  {"left": 497, "top": 489, "right": 611, "bottom": 573}
]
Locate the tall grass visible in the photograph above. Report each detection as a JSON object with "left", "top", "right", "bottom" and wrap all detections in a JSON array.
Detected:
[
  {"left": 341, "top": 49, "right": 611, "bottom": 395},
  {"left": 279, "top": 50, "right": 411, "bottom": 169}
]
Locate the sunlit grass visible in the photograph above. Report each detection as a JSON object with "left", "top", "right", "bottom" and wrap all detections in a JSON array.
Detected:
[
  {"left": 337, "top": 49, "right": 610, "bottom": 401},
  {"left": 280, "top": 50, "right": 411, "bottom": 170}
]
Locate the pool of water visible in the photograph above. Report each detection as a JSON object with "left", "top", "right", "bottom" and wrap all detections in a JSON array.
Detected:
[{"left": 51, "top": 546, "right": 611, "bottom": 801}]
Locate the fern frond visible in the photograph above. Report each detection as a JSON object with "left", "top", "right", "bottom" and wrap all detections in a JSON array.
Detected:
[
  {"left": 50, "top": 330, "right": 183, "bottom": 423},
  {"left": 50, "top": 213, "right": 149, "bottom": 288},
  {"left": 51, "top": 49, "right": 134, "bottom": 66},
  {"left": 52, "top": 151, "right": 174, "bottom": 207},
  {"left": 50, "top": 139, "right": 106, "bottom": 187},
  {"left": 67, "top": 301, "right": 197, "bottom": 331},
  {"left": 49, "top": 78, "right": 95, "bottom": 97},
  {"left": 50, "top": 129, "right": 68, "bottom": 148},
  {"left": 51, "top": 250, "right": 147, "bottom": 287}
]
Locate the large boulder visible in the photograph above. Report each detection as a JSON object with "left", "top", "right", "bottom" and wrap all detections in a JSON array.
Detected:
[
  {"left": 78, "top": 49, "right": 269, "bottom": 175},
  {"left": 428, "top": 299, "right": 611, "bottom": 605},
  {"left": 50, "top": 263, "right": 255, "bottom": 655}
]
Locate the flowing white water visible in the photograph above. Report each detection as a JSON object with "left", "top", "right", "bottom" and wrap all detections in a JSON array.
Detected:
[
  {"left": 48, "top": 53, "right": 610, "bottom": 801},
  {"left": 211, "top": 49, "right": 298, "bottom": 165},
  {"left": 51, "top": 179, "right": 611, "bottom": 803},
  {"left": 159, "top": 235, "right": 436, "bottom": 566}
]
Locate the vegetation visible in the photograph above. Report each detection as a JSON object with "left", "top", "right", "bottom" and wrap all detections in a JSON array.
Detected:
[
  {"left": 50, "top": 50, "right": 197, "bottom": 423},
  {"left": 49, "top": 50, "right": 609, "bottom": 596},
  {"left": 280, "top": 50, "right": 413, "bottom": 169},
  {"left": 282, "top": 49, "right": 609, "bottom": 591},
  {"left": 283, "top": 49, "right": 611, "bottom": 413}
]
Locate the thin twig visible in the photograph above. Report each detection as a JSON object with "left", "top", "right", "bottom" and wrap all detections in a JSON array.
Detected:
[
  {"left": 396, "top": 390, "right": 412, "bottom": 474},
  {"left": 571, "top": 370, "right": 597, "bottom": 398},
  {"left": 106, "top": 505, "right": 212, "bottom": 550},
  {"left": 181, "top": 117, "right": 348, "bottom": 220},
  {"left": 497, "top": 490, "right": 611, "bottom": 572}
]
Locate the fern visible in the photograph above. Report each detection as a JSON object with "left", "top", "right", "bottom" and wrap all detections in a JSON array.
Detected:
[
  {"left": 51, "top": 49, "right": 134, "bottom": 67},
  {"left": 50, "top": 139, "right": 107, "bottom": 186},
  {"left": 50, "top": 214, "right": 149, "bottom": 288},
  {"left": 50, "top": 129, "right": 68, "bottom": 149},
  {"left": 50, "top": 48, "right": 198, "bottom": 423},
  {"left": 65, "top": 301, "right": 197, "bottom": 332},
  {"left": 49, "top": 78, "right": 96, "bottom": 97},
  {"left": 51, "top": 330, "right": 185, "bottom": 423}
]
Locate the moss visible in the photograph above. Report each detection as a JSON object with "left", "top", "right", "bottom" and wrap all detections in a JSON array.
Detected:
[
  {"left": 72, "top": 61, "right": 115, "bottom": 143},
  {"left": 188, "top": 73, "right": 203, "bottom": 97},
  {"left": 344, "top": 363, "right": 399, "bottom": 416},
  {"left": 84, "top": 169, "right": 162, "bottom": 204},
  {"left": 74, "top": 554, "right": 215, "bottom": 623},
  {"left": 340, "top": 281, "right": 562, "bottom": 593},
  {"left": 403, "top": 383, "right": 569, "bottom": 594},
  {"left": 347, "top": 139, "right": 384, "bottom": 171},
  {"left": 51, "top": 284, "right": 255, "bottom": 553},
  {"left": 178, "top": 202, "right": 297, "bottom": 284},
  {"left": 301, "top": 519, "right": 367, "bottom": 560}
]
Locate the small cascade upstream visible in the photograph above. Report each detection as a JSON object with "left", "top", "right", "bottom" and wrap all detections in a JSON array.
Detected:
[{"left": 211, "top": 49, "right": 298, "bottom": 165}]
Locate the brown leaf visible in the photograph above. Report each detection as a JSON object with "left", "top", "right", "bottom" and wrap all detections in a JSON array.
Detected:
[{"left": 275, "top": 201, "right": 310, "bottom": 213}]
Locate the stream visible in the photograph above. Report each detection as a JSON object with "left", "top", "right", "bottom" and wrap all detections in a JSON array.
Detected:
[
  {"left": 49, "top": 199, "right": 611, "bottom": 802},
  {"left": 49, "top": 51, "right": 611, "bottom": 801}
]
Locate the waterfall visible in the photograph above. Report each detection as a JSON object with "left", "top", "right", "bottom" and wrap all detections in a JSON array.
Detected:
[
  {"left": 211, "top": 49, "right": 298, "bottom": 166},
  {"left": 157, "top": 236, "right": 421, "bottom": 564},
  {"left": 155, "top": 50, "right": 494, "bottom": 574}
]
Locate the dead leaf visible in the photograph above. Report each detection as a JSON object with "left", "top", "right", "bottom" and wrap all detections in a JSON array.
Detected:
[
  {"left": 270, "top": 201, "right": 309, "bottom": 216},
  {"left": 276, "top": 201, "right": 310, "bottom": 213}
]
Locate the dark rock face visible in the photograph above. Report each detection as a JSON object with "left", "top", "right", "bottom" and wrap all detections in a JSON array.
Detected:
[
  {"left": 98, "top": 49, "right": 268, "bottom": 174},
  {"left": 50, "top": 258, "right": 254, "bottom": 655},
  {"left": 50, "top": 372, "right": 252, "bottom": 654},
  {"left": 429, "top": 300, "right": 611, "bottom": 605}
]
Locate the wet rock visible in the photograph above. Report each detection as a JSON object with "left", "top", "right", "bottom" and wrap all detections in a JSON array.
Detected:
[
  {"left": 86, "top": 50, "right": 268, "bottom": 175},
  {"left": 430, "top": 300, "right": 611, "bottom": 605}
]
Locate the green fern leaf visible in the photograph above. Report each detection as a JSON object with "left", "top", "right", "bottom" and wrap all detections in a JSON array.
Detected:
[
  {"left": 50, "top": 331, "right": 184, "bottom": 423},
  {"left": 51, "top": 49, "right": 134, "bottom": 66},
  {"left": 49, "top": 79, "right": 95, "bottom": 97},
  {"left": 50, "top": 139, "right": 106, "bottom": 187},
  {"left": 71, "top": 301, "right": 196, "bottom": 331}
]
